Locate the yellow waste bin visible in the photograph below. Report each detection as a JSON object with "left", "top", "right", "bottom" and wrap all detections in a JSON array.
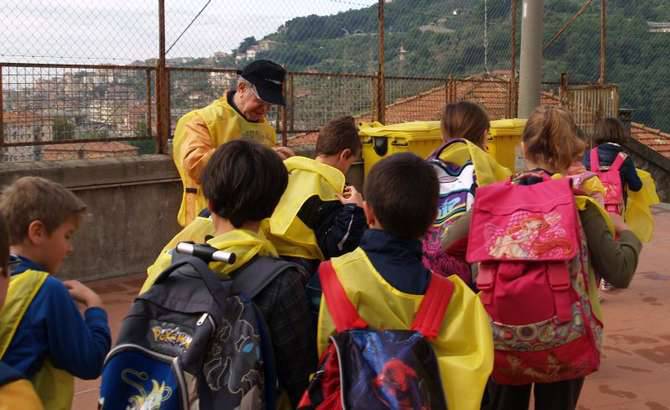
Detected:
[
  {"left": 487, "top": 118, "right": 526, "bottom": 172},
  {"left": 358, "top": 121, "right": 443, "bottom": 176}
]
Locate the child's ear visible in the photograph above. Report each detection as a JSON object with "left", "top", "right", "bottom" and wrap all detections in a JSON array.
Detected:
[
  {"left": 26, "top": 220, "right": 47, "bottom": 245},
  {"left": 362, "top": 201, "right": 376, "bottom": 227}
]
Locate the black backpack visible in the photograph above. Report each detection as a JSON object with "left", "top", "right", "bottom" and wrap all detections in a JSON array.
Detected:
[{"left": 99, "top": 252, "right": 300, "bottom": 410}]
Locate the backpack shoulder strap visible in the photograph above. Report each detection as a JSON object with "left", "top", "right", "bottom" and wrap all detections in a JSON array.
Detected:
[
  {"left": 0, "top": 362, "right": 22, "bottom": 386},
  {"left": 430, "top": 138, "right": 467, "bottom": 160},
  {"left": 610, "top": 151, "right": 627, "bottom": 171},
  {"left": 319, "top": 261, "right": 368, "bottom": 332},
  {"left": 232, "top": 256, "right": 304, "bottom": 299},
  {"left": 411, "top": 273, "right": 455, "bottom": 340},
  {"left": 589, "top": 147, "right": 601, "bottom": 171}
]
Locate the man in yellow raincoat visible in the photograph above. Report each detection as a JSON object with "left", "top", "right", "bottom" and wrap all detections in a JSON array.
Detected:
[{"left": 173, "top": 59, "right": 294, "bottom": 226}]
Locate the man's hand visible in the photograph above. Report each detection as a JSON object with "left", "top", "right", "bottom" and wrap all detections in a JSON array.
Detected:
[
  {"left": 63, "top": 280, "right": 104, "bottom": 309},
  {"left": 273, "top": 146, "right": 295, "bottom": 160},
  {"left": 338, "top": 185, "right": 364, "bottom": 208}
]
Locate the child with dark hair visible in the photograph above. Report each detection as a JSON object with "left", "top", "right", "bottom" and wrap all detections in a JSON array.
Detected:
[
  {"left": 317, "top": 153, "right": 493, "bottom": 410},
  {"left": 441, "top": 101, "right": 491, "bottom": 148},
  {"left": 584, "top": 117, "right": 642, "bottom": 194},
  {"left": 142, "top": 140, "right": 316, "bottom": 406},
  {"left": 263, "top": 116, "right": 367, "bottom": 313},
  {"left": 583, "top": 117, "right": 643, "bottom": 291},
  {"left": 423, "top": 101, "right": 510, "bottom": 287},
  {"left": 0, "top": 177, "right": 111, "bottom": 409},
  {"left": 264, "top": 115, "right": 366, "bottom": 269}
]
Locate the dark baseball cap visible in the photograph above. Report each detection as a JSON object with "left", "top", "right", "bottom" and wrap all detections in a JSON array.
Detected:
[{"left": 237, "top": 60, "right": 286, "bottom": 106}]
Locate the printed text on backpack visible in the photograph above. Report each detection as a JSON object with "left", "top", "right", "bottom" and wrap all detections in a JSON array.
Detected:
[{"left": 99, "top": 254, "right": 297, "bottom": 409}]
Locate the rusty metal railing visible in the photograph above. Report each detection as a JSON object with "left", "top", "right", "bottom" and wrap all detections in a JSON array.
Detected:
[{"left": 1, "top": 62, "right": 620, "bottom": 162}]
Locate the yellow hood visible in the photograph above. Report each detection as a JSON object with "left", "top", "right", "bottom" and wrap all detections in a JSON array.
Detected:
[
  {"left": 141, "top": 228, "right": 277, "bottom": 293},
  {"left": 438, "top": 139, "right": 512, "bottom": 186}
]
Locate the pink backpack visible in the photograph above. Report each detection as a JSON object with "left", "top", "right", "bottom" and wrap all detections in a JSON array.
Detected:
[
  {"left": 467, "top": 176, "right": 602, "bottom": 385},
  {"left": 589, "top": 147, "right": 626, "bottom": 215}
]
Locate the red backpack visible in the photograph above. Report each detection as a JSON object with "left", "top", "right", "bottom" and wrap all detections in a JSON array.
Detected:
[
  {"left": 467, "top": 176, "right": 602, "bottom": 385},
  {"left": 589, "top": 147, "right": 627, "bottom": 215},
  {"left": 298, "top": 262, "right": 454, "bottom": 409}
]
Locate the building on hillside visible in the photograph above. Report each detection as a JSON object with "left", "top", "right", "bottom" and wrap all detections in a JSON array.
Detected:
[
  {"left": 648, "top": 22, "right": 670, "bottom": 33},
  {"left": 2, "top": 112, "right": 54, "bottom": 162}
]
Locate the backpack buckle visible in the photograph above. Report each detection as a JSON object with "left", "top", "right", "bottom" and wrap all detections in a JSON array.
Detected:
[{"left": 547, "top": 263, "right": 572, "bottom": 323}]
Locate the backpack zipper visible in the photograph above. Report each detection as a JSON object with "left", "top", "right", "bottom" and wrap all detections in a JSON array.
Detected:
[{"left": 330, "top": 335, "right": 348, "bottom": 410}]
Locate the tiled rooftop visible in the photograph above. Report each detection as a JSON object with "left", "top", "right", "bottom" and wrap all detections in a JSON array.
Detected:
[{"left": 288, "top": 78, "right": 670, "bottom": 161}]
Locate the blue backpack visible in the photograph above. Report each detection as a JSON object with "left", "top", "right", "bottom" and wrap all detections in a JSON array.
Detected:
[
  {"left": 298, "top": 261, "right": 454, "bottom": 410},
  {"left": 99, "top": 251, "right": 299, "bottom": 410}
]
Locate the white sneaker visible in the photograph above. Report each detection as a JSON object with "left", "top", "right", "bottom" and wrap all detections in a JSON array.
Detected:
[{"left": 600, "top": 279, "right": 615, "bottom": 291}]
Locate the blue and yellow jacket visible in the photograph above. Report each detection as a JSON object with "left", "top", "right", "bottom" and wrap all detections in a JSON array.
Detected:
[{"left": 0, "top": 256, "right": 111, "bottom": 409}]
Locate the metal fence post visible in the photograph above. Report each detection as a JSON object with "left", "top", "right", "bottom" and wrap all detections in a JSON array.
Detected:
[
  {"left": 155, "top": 0, "right": 170, "bottom": 154},
  {"left": 0, "top": 64, "right": 4, "bottom": 149},
  {"left": 281, "top": 74, "right": 288, "bottom": 146},
  {"left": 145, "top": 68, "right": 152, "bottom": 138},
  {"left": 599, "top": 0, "right": 607, "bottom": 84},
  {"left": 376, "top": 0, "right": 385, "bottom": 124},
  {"left": 510, "top": 0, "right": 518, "bottom": 118},
  {"left": 289, "top": 73, "right": 295, "bottom": 135}
]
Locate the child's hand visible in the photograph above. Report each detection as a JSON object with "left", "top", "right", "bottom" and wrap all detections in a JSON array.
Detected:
[
  {"left": 338, "top": 185, "right": 364, "bottom": 208},
  {"left": 273, "top": 146, "right": 295, "bottom": 160},
  {"left": 609, "top": 213, "right": 629, "bottom": 234},
  {"left": 63, "top": 280, "right": 103, "bottom": 309}
]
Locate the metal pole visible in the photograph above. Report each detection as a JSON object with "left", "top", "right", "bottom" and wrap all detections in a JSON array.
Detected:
[
  {"left": 156, "top": 0, "right": 169, "bottom": 154},
  {"left": 145, "top": 68, "right": 152, "bottom": 138},
  {"left": 289, "top": 73, "right": 295, "bottom": 134},
  {"left": 518, "top": 0, "right": 544, "bottom": 118},
  {"left": 281, "top": 76, "right": 288, "bottom": 147},
  {"left": 599, "top": 0, "right": 607, "bottom": 84},
  {"left": 377, "top": 0, "right": 385, "bottom": 124},
  {"left": 0, "top": 64, "right": 4, "bottom": 148},
  {"left": 510, "top": 0, "right": 518, "bottom": 118}
]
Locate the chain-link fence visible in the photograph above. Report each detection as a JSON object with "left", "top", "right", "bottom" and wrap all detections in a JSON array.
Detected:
[
  {"left": 543, "top": 0, "right": 670, "bottom": 132},
  {"left": 2, "top": 0, "right": 667, "bottom": 162}
]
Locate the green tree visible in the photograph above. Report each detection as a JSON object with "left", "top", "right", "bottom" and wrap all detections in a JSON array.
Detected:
[{"left": 52, "top": 117, "right": 75, "bottom": 141}]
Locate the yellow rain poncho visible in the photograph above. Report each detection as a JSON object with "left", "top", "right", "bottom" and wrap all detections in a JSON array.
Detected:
[
  {"left": 141, "top": 228, "right": 277, "bottom": 294},
  {"left": 317, "top": 248, "right": 494, "bottom": 410},
  {"left": 625, "top": 169, "right": 660, "bottom": 242},
  {"left": 263, "top": 156, "right": 345, "bottom": 260},
  {"left": 438, "top": 139, "right": 512, "bottom": 186}
]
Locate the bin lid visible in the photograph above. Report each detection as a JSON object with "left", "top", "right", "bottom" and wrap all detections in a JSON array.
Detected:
[
  {"left": 359, "top": 121, "right": 442, "bottom": 141},
  {"left": 489, "top": 118, "right": 527, "bottom": 137}
]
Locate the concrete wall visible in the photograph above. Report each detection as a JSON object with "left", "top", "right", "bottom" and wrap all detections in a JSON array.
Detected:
[
  {"left": 0, "top": 155, "right": 182, "bottom": 281},
  {"left": 624, "top": 139, "right": 670, "bottom": 202}
]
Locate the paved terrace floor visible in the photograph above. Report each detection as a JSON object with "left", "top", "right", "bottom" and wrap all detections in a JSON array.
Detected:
[{"left": 73, "top": 206, "right": 670, "bottom": 410}]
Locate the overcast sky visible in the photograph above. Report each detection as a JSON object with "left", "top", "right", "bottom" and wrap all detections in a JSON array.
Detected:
[{"left": 0, "top": 0, "right": 377, "bottom": 64}]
